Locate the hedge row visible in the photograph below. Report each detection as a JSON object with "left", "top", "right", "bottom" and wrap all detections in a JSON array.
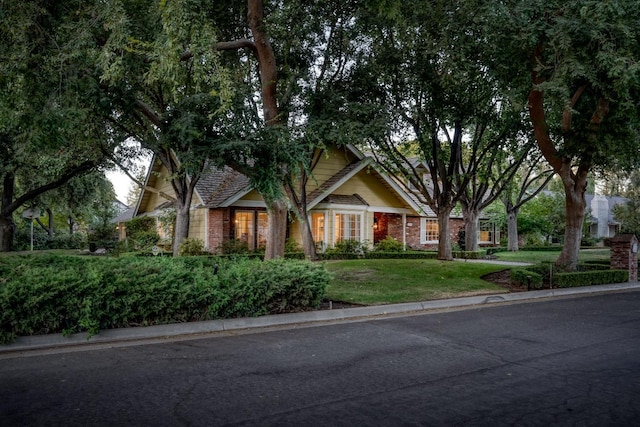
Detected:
[
  {"left": 510, "top": 268, "right": 544, "bottom": 289},
  {"left": 510, "top": 265, "right": 628, "bottom": 289},
  {"left": 0, "top": 255, "right": 330, "bottom": 344},
  {"left": 453, "top": 251, "right": 485, "bottom": 260},
  {"left": 553, "top": 270, "right": 628, "bottom": 288}
]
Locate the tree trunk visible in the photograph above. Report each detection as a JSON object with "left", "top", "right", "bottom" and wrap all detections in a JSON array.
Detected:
[
  {"left": 437, "top": 208, "right": 453, "bottom": 260},
  {"left": 172, "top": 204, "right": 190, "bottom": 257},
  {"left": 556, "top": 177, "right": 587, "bottom": 271},
  {"left": 171, "top": 176, "right": 195, "bottom": 257},
  {"left": 0, "top": 173, "right": 15, "bottom": 252},
  {"left": 506, "top": 205, "right": 519, "bottom": 251},
  {"left": 0, "top": 214, "right": 14, "bottom": 252},
  {"left": 298, "top": 213, "right": 317, "bottom": 260},
  {"left": 264, "top": 197, "right": 287, "bottom": 260},
  {"left": 463, "top": 209, "right": 480, "bottom": 252}
]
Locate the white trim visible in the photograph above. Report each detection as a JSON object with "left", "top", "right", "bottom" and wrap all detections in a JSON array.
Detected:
[
  {"left": 307, "top": 160, "right": 372, "bottom": 210},
  {"left": 314, "top": 203, "right": 369, "bottom": 211},
  {"left": 230, "top": 200, "right": 267, "bottom": 208},
  {"left": 309, "top": 210, "right": 328, "bottom": 251},
  {"left": 402, "top": 213, "right": 407, "bottom": 251},
  {"left": 420, "top": 217, "right": 439, "bottom": 244},
  {"left": 333, "top": 210, "right": 365, "bottom": 243},
  {"left": 220, "top": 186, "right": 255, "bottom": 207}
]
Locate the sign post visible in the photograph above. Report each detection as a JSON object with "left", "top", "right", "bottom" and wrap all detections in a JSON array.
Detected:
[{"left": 21, "top": 208, "right": 43, "bottom": 252}]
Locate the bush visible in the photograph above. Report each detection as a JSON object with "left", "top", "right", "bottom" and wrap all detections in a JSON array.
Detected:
[
  {"left": 178, "top": 238, "right": 206, "bottom": 256},
  {"left": 374, "top": 236, "right": 404, "bottom": 252},
  {"left": 325, "top": 239, "right": 369, "bottom": 257},
  {"left": 453, "top": 251, "right": 484, "bottom": 259},
  {"left": 553, "top": 270, "right": 628, "bottom": 288},
  {"left": 0, "top": 255, "right": 330, "bottom": 344},
  {"left": 365, "top": 251, "right": 438, "bottom": 259},
  {"left": 510, "top": 268, "right": 544, "bottom": 289},
  {"left": 218, "top": 239, "right": 250, "bottom": 255}
]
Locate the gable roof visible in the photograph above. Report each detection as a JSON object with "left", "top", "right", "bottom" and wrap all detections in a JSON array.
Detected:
[{"left": 196, "top": 164, "right": 251, "bottom": 208}]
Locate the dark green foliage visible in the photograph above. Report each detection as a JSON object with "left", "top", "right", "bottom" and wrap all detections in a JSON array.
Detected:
[
  {"left": 553, "top": 270, "right": 628, "bottom": 288},
  {"left": 218, "top": 239, "right": 250, "bottom": 255},
  {"left": 125, "top": 217, "right": 159, "bottom": 251},
  {"left": 0, "top": 255, "right": 329, "bottom": 344},
  {"left": 453, "top": 251, "right": 484, "bottom": 260},
  {"left": 374, "top": 236, "right": 404, "bottom": 252},
  {"left": 511, "top": 262, "right": 627, "bottom": 289},
  {"left": 520, "top": 245, "right": 563, "bottom": 252},
  {"left": 324, "top": 240, "right": 369, "bottom": 257},
  {"left": 364, "top": 251, "right": 438, "bottom": 260},
  {"left": 178, "top": 238, "right": 206, "bottom": 256},
  {"left": 13, "top": 228, "right": 88, "bottom": 251},
  {"left": 510, "top": 268, "right": 544, "bottom": 289}
]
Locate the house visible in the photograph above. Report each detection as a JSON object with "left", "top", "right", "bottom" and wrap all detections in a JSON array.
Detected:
[
  {"left": 129, "top": 145, "right": 499, "bottom": 252},
  {"left": 586, "top": 193, "right": 628, "bottom": 239}
]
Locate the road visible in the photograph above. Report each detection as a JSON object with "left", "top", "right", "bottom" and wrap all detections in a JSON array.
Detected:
[{"left": 2, "top": 291, "right": 640, "bottom": 426}]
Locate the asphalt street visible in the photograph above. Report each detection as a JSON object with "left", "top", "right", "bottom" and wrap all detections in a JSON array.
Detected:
[{"left": 2, "top": 290, "right": 640, "bottom": 426}]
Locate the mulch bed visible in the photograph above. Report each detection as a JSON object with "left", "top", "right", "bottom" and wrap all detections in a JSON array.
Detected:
[{"left": 481, "top": 269, "right": 528, "bottom": 292}]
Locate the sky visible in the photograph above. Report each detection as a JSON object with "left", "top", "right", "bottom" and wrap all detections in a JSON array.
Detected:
[{"left": 107, "top": 170, "right": 134, "bottom": 205}]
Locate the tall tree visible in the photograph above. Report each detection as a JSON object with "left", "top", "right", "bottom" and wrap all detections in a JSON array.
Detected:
[
  {"left": 347, "top": 0, "right": 529, "bottom": 260},
  {"left": 489, "top": 1, "right": 640, "bottom": 270},
  {"left": 0, "top": 1, "right": 111, "bottom": 251},
  {"left": 499, "top": 153, "right": 555, "bottom": 251},
  {"left": 95, "top": 0, "right": 231, "bottom": 256}
]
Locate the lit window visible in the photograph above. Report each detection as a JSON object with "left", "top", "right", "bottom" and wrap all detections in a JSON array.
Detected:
[
  {"left": 335, "top": 213, "right": 361, "bottom": 242},
  {"left": 421, "top": 218, "right": 439, "bottom": 243},
  {"left": 235, "top": 211, "right": 255, "bottom": 250},
  {"left": 479, "top": 221, "right": 496, "bottom": 243},
  {"left": 257, "top": 212, "right": 268, "bottom": 249},
  {"left": 311, "top": 212, "right": 325, "bottom": 243}
]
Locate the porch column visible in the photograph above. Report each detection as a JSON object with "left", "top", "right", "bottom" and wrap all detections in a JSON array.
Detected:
[{"left": 402, "top": 213, "right": 407, "bottom": 251}]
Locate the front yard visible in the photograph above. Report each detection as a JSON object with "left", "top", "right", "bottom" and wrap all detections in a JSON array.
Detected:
[{"left": 324, "top": 259, "right": 506, "bottom": 305}]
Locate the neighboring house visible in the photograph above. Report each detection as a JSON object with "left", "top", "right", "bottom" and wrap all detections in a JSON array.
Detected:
[
  {"left": 129, "top": 144, "right": 499, "bottom": 252},
  {"left": 586, "top": 194, "right": 628, "bottom": 239}
]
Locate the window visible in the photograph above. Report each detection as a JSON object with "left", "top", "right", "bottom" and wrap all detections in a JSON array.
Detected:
[
  {"left": 479, "top": 220, "right": 496, "bottom": 243},
  {"left": 235, "top": 210, "right": 269, "bottom": 251},
  {"left": 335, "top": 213, "right": 361, "bottom": 242},
  {"left": 421, "top": 218, "right": 439, "bottom": 243},
  {"left": 257, "top": 212, "right": 268, "bottom": 249},
  {"left": 235, "top": 211, "right": 255, "bottom": 249},
  {"left": 311, "top": 212, "right": 325, "bottom": 243}
]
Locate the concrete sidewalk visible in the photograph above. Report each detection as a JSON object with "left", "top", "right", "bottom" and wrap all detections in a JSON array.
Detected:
[{"left": 2, "top": 281, "right": 639, "bottom": 356}]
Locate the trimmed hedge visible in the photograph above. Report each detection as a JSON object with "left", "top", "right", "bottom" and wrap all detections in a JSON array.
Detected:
[
  {"left": 510, "top": 268, "right": 544, "bottom": 289},
  {"left": 453, "top": 251, "right": 484, "bottom": 260},
  {"left": 0, "top": 255, "right": 330, "bottom": 344},
  {"left": 510, "top": 263, "right": 628, "bottom": 290},
  {"left": 553, "top": 270, "right": 628, "bottom": 288},
  {"left": 365, "top": 251, "right": 438, "bottom": 260}
]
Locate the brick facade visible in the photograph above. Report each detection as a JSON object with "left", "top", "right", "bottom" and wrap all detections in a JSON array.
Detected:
[
  {"left": 608, "top": 234, "right": 638, "bottom": 281},
  {"left": 207, "top": 208, "right": 230, "bottom": 252},
  {"left": 378, "top": 213, "right": 465, "bottom": 250}
]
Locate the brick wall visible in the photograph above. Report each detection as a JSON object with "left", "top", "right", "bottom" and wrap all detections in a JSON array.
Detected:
[
  {"left": 382, "top": 214, "right": 464, "bottom": 250},
  {"left": 208, "top": 208, "right": 230, "bottom": 253}
]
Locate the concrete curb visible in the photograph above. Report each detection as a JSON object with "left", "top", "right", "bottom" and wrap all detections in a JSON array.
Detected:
[{"left": 2, "top": 282, "right": 639, "bottom": 355}]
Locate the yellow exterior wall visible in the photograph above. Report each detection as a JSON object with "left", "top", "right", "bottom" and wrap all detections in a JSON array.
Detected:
[
  {"left": 337, "top": 169, "right": 408, "bottom": 209},
  {"left": 240, "top": 189, "right": 264, "bottom": 201},
  {"left": 305, "top": 146, "right": 358, "bottom": 194},
  {"left": 188, "top": 208, "right": 207, "bottom": 243},
  {"left": 138, "top": 163, "right": 175, "bottom": 214}
]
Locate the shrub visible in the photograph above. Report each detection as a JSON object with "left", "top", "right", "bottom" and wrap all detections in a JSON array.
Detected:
[
  {"left": 374, "top": 236, "right": 404, "bottom": 252},
  {"left": 218, "top": 239, "right": 250, "bottom": 255},
  {"left": 0, "top": 255, "right": 330, "bottom": 344},
  {"left": 178, "top": 238, "right": 206, "bottom": 256},
  {"left": 285, "top": 237, "right": 302, "bottom": 253},
  {"left": 553, "top": 270, "right": 628, "bottom": 288},
  {"left": 365, "top": 251, "right": 438, "bottom": 259},
  {"left": 325, "top": 239, "right": 369, "bottom": 257},
  {"left": 453, "top": 251, "right": 484, "bottom": 259},
  {"left": 510, "top": 268, "right": 544, "bottom": 289}
]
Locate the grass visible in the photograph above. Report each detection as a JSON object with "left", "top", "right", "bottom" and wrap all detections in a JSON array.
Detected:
[
  {"left": 324, "top": 259, "right": 506, "bottom": 305},
  {"left": 495, "top": 248, "right": 612, "bottom": 264}
]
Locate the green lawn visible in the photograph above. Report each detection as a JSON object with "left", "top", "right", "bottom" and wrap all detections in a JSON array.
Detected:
[
  {"left": 324, "top": 259, "right": 506, "bottom": 305},
  {"left": 494, "top": 248, "right": 612, "bottom": 264}
]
